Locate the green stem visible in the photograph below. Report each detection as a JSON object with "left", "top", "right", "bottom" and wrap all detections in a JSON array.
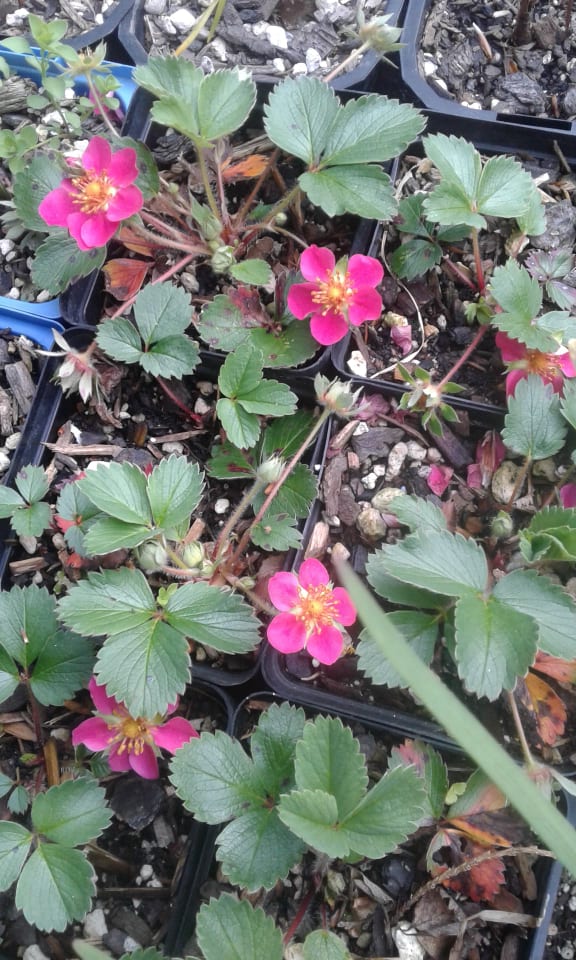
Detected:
[
  {"left": 130, "top": 221, "right": 205, "bottom": 255},
  {"left": 195, "top": 144, "right": 221, "bottom": 223},
  {"left": 229, "top": 409, "right": 331, "bottom": 569},
  {"left": 322, "top": 41, "right": 370, "bottom": 84},
  {"left": 211, "top": 476, "right": 268, "bottom": 564},
  {"left": 87, "top": 78, "right": 120, "bottom": 140},
  {"left": 435, "top": 324, "right": 488, "bottom": 393},
  {"left": 261, "top": 183, "right": 303, "bottom": 231}
]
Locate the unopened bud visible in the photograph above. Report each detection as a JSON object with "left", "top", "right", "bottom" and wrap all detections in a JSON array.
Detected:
[
  {"left": 358, "top": 15, "right": 404, "bottom": 54},
  {"left": 315, "top": 373, "right": 363, "bottom": 416},
  {"left": 490, "top": 511, "right": 514, "bottom": 540},
  {"left": 210, "top": 245, "right": 236, "bottom": 274},
  {"left": 137, "top": 542, "right": 169, "bottom": 572},
  {"left": 181, "top": 541, "right": 206, "bottom": 569},
  {"left": 256, "top": 455, "right": 284, "bottom": 484}
]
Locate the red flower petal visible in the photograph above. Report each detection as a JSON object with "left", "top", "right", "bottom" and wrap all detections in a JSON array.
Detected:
[
  {"left": 287, "top": 282, "right": 319, "bottom": 319},
  {"left": 129, "top": 745, "right": 159, "bottom": 778},
  {"left": 89, "top": 676, "right": 122, "bottom": 715},
  {"left": 38, "top": 186, "right": 76, "bottom": 227},
  {"left": 505, "top": 368, "right": 525, "bottom": 397},
  {"left": 332, "top": 587, "right": 356, "bottom": 626},
  {"left": 107, "top": 147, "right": 139, "bottom": 187},
  {"left": 79, "top": 212, "right": 118, "bottom": 249},
  {"left": 348, "top": 254, "right": 383, "bottom": 287},
  {"left": 560, "top": 483, "right": 576, "bottom": 508},
  {"left": 556, "top": 350, "right": 576, "bottom": 378},
  {"left": 300, "top": 245, "right": 335, "bottom": 281},
  {"left": 268, "top": 571, "right": 300, "bottom": 611},
  {"left": 82, "top": 136, "right": 112, "bottom": 172},
  {"left": 267, "top": 612, "right": 306, "bottom": 653},
  {"left": 106, "top": 185, "right": 143, "bottom": 222},
  {"left": 299, "top": 558, "right": 330, "bottom": 588},
  {"left": 72, "top": 716, "right": 113, "bottom": 751},
  {"left": 496, "top": 332, "right": 524, "bottom": 363},
  {"left": 307, "top": 624, "right": 344, "bottom": 664},
  {"left": 108, "top": 745, "right": 131, "bottom": 772},
  {"left": 310, "top": 309, "right": 349, "bottom": 345},
  {"left": 152, "top": 717, "right": 198, "bottom": 752},
  {"left": 348, "top": 287, "right": 383, "bottom": 326}
]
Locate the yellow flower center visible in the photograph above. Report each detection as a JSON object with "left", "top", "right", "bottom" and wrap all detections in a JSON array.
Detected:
[
  {"left": 524, "top": 350, "right": 559, "bottom": 378},
  {"left": 296, "top": 584, "right": 338, "bottom": 636},
  {"left": 108, "top": 715, "right": 152, "bottom": 757},
  {"left": 311, "top": 269, "right": 355, "bottom": 315},
  {"left": 72, "top": 172, "right": 117, "bottom": 214}
]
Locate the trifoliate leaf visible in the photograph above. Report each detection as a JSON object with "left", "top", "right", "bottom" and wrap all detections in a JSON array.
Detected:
[
  {"left": 170, "top": 730, "right": 257, "bottom": 822},
  {"left": 165, "top": 582, "right": 260, "bottom": 654},
  {"left": 216, "top": 809, "right": 305, "bottom": 891},
  {"left": 264, "top": 77, "right": 339, "bottom": 165}
]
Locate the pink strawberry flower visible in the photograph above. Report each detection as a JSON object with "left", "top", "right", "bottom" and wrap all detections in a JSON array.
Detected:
[
  {"left": 287, "top": 245, "right": 383, "bottom": 346},
  {"left": 267, "top": 558, "right": 356, "bottom": 665},
  {"left": 39, "top": 136, "right": 143, "bottom": 251},
  {"left": 496, "top": 332, "right": 576, "bottom": 397},
  {"left": 560, "top": 484, "right": 576, "bottom": 508},
  {"left": 72, "top": 677, "right": 198, "bottom": 779}
]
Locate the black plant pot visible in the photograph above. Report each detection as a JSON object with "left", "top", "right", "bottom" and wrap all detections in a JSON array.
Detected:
[
  {"left": 118, "top": 0, "right": 406, "bottom": 93},
  {"left": 396, "top": 0, "right": 576, "bottom": 160},
  {"left": 166, "top": 690, "right": 575, "bottom": 960}
]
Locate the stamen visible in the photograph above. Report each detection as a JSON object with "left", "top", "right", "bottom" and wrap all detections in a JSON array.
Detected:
[
  {"left": 296, "top": 583, "right": 338, "bottom": 635},
  {"left": 72, "top": 172, "right": 117, "bottom": 214}
]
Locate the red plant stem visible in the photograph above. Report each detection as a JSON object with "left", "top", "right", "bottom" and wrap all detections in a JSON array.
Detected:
[
  {"left": 435, "top": 324, "right": 488, "bottom": 393},
  {"left": 442, "top": 258, "right": 478, "bottom": 293},
  {"left": 129, "top": 222, "right": 204, "bottom": 255},
  {"left": 139, "top": 210, "right": 194, "bottom": 242},
  {"left": 107, "top": 253, "right": 196, "bottom": 322},
  {"left": 282, "top": 876, "right": 321, "bottom": 946},
  {"left": 157, "top": 377, "right": 204, "bottom": 425}
]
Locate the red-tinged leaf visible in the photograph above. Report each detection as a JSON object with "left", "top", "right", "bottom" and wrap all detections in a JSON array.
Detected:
[
  {"left": 446, "top": 840, "right": 506, "bottom": 903},
  {"left": 426, "top": 827, "right": 458, "bottom": 877},
  {"left": 115, "top": 224, "right": 158, "bottom": 256},
  {"left": 54, "top": 516, "right": 76, "bottom": 533},
  {"left": 227, "top": 285, "right": 270, "bottom": 326},
  {"left": 221, "top": 154, "right": 269, "bottom": 181},
  {"left": 445, "top": 811, "right": 518, "bottom": 848},
  {"left": 447, "top": 770, "right": 506, "bottom": 817},
  {"left": 533, "top": 651, "right": 576, "bottom": 684},
  {"left": 103, "top": 259, "right": 151, "bottom": 301},
  {"left": 394, "top": 739, "right": 429, "bottom": 777},
  {"left": 515, "top": 672, "right": 567, "bottom": 746}
]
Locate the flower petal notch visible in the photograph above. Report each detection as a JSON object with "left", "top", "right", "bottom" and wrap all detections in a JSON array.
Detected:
[
  {"left": 71, "top": 677, "right": 198, "bottom": 779},
  {"left": 39, "top": 136, "right": 143, "bottom": 251},
  {"left": 267, "top": 558, "right": 356, "bottom": 665},
  {"left": 287, "top": 245, "right": 383, "bottom": 346}
]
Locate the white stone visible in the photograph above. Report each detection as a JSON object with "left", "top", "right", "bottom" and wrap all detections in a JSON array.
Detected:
[
  {"left": 196, "top": 381, "right": 214, "bottom": 396},
  {"left": 161, "top": 441, "right": 184, "bottom": 455},
  {"left": 353, "top": 421, "right": 368, "bottom": 436},
  {"left": 406, "top": 441, "right": 427, "bottom": 462},
  {"left": 347, "top": 350, "right": 367, "bottom": 377},
  {"left": 265, "top": 24, "right": 288, "bottom": 49},
  {"left": 194, "top": 397, "right": 211, "bottom": 416},
  {"left": 23, "top": 947, "right": 50, "bottom": 960},
  {"left": 19, "top": 535, "right": 37, "bottom": 555},
  {"left": 139, "top": 864, "right": 154, "bottom": 881},
  {"left": 6, "top": 287, "right": 20, "bottom": 300},
  {"left": 423, "top": 60, "right": 437, "bottom": 76},
  {"left": 292, "top": 62, "right": 308, "bottom": 77},
  {"left": 64, "top": 87, "right": 75, "bottom": 100},
  {"left": 123, "top": 938, "right": 142, "bottom": 953},
  {"left": 6, "top": 8, "right": 29, "bottom": 26},
  {"left": 35, "top": 289, "right": 53, "bottom": 303},
  {"left": 0, "top": 239, "right": 14, "bottom": 256},
  {"left": 272, "top": 58, "right": 286, "bottom": 73},
  {"left": 386, "top": 442, "right": 408, "bottom": 481},
  {"left": 169, "top": 8, "right": 197, "bottom": 31},
  {"left": 144, "top": 0, "right": 167, "bottom": 13},
  {"left": 214, "top": 498, "right": 230, "bottom": 514},
  {"left": 251, "top": 20, "right": 268, "bottom": 37},
  {"left": 492, "top": 461, "right": 523, "bottom": 504},
  {"left": 305, "top": 48, "right": 322, "bottom": 72},
  {"left": 4, "top": 251, "right": 15, "bottom": 262},
  {"left": 0, "top": 451, "right": 11, "bottom": 474},
  {"left": 209, "top": 37, "right": 228, "bottom": 61},
  {"left": 5, "top": 433, "right": 21, "bottom": 450},
  {"left": 372, "top": 464, "right": 387, "bottom": 476},
  {"left": 361, "top": 472, "right": 377, "bottom": 490},
  {"left": 83, "top": 908, "right": 108, "bottom": 939},
  {"left": 393, "top": 923, "right": 425, "bottom": 960}
]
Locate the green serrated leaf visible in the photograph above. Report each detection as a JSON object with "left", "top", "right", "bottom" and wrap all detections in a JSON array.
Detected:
[
  {"left": 83, "top": 518, "right": 154, "bottom": 555},
  {"left": 377, "top": 530, "right": 488, "bottom": 597},
  {"left": 366, "top": 554, "right": 447, "bottom": 609},
  {"left": 0, "top": 822, "right": 32, "bottom": 891},
  {"left": 197, "top": 69, "right": 257, "bottom": 141},
  {"left": 217, "top": 398, "right": 261, "bottom": 449},
  {"left": 250, "top": 514, "right": 302, "bottom": 551},
  {"left": 147, "top": 456, "right": 204, "bottom": 531},
  {"left": 561, "top": 379, "right": 576, "bottom": 430},
  {"left": 229, "top": 260, "right": 273, "bottom": 285},
  {"left": 10, "top": 501, "right": 52, "bottom": 538},
  {"left": 0, "top": 584, "right": 59, "bottom": 664},
  {"left": 239, "top": 379, "right": 297, "bottom": 417},
  {"left": 217, "top": 808, "right": 305, "bottom": 891},
  {"left": 31, "top": 630, "right": 94, "bottom": 706},
  {"left": 32, "top": 780, "right": 111, "bottom": 847},
  {"left": 118, "top": 136, "right": 160, "bottom": 200},
  {"left": 165, "top": 581, "right": 260, "bottom": 654},
  {"left": 196, "top": 894, "right": 283, "bottom": 960},
  {"left": 293, "top": 716, "right": 368, "bottom": 818},
  {"left": 0, "top": 486, "right": 25, "bottom": 517},
  {"left": 57, "top": 568, "right": 157, "bottom": 638},
  {"left": 389, "top": 740, "right": 448, "bottom": 821},
  {"left": 390, "top": 237, "right": 442, "bottom": 281},
  {"left": 250, "top": 702, "right": 306, "bottom": 797},
  {"left": 31, "top": 234, "right": 106, "bottom": 296},
  {"left": 389, "top": 494, "right": 448, "bottom": 532},
  {"left": 8, "top": 785, "right": 29, "bottom": 815},
  {"left": 253, "top": 463, "right": 315, "bottom": 520},
  {"left": 12, "top": 155, "right": 64, "bottom": 231},
  {"left": 493, "top": 569, "right": 576, "bottom": 659},
  {"left": 299, "top": 165, "right": 396, "bottom": 220},
  {"left": 322, "top": 94, "right": 426, "bottom": 166},
  {"left": 261, "top": 410, "right": 316, "bottom": 459},
  {"left": 95, "top": 619, "right": 190, "bottom": 717},
  {"left": 206, "top": 440, "right": 255, "bottom": 480},
  {"left": 454, "top": 595, "right": 538, "bottom": 700},
  {"left": 0, "top": 773, "right": 12, "bottom": 800},
  {"left": 171, "top": 730, "right": 258, "bottom": 822},
  {"left": 78, "top": 462, "right": 151, "bottom": 526},
  {"left": 264, "top": 77, "right": 339, "bottom": 165},
  {"left": 303, "top": 931, "right": 349, "bottom": 960},
  {"left": 16, "top": 844, "right": 96, "bottom": 931},
  {"left": 519, "top": 507, "right": 576, "bottom": 562},
  {"left": 357, "top": 611, "right": 439, "bottom": 688},
  {"left": 502, "top": 375, "right": 567, "bottom": 460},
  {"left": 15, "top": 464, "right": 49, "bottom": 503},
  {"left": 219, "top": 342, "right": 264, "bottom": 397}
]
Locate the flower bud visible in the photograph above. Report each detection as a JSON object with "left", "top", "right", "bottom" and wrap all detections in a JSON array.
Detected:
[
  {"left": 256, "top": 456, "right": 284, "bottom": 484},
  {"left": 210, "top": 245, "right": 236, "bottom": 274},
  {"left": 358, "top": 15, "right": 404, "bottom": 54},
  {"left": 137, "top": 542, "right": 169, "bottom": 572},
  {"left": 490, "top": 511, "right": 514, "bottom": 540},
  {"left": 315, "top": 374, "right": 363, "bottom": 416},
  {"left": 181, "top": 541, "right": 206, "bottom": 569}
]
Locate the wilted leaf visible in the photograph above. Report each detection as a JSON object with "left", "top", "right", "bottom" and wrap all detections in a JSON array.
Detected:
[
  {"left": 533, "top": 651, "right": 576, "bottom": 683},
  {"left": 103, "top": 259, "right": 150, "bottom": 301},
  {"left": 515, "top": 672, "right": 567, "bottom": 746}
]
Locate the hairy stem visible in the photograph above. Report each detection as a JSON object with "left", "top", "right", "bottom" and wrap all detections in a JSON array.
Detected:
[
  {"left": 471, "top": 227, "right": 486, "bottom": 294},
  {"left": 435, "top": 324, "right": 488, "bottom": 392},
  {"left": 195, "top": 145, "right": 221, "bottom": 223},
  {"left": 157, "top": 377, "right": 204, "bottom": 424},
  {"left": 282, "top": 875, "right": 322, "bottom": 945},
  {"left": 211, "top": 476, "right": 268, "bottom": 564},
  {"left": 87, "top": 79, "right": 120, "bottom": 140},
  {"left": 507, "top": 690, "right": 535, "bottom": 767},
  {"left": 322, "top": 41, "right": 370, "bottom": 84}
]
